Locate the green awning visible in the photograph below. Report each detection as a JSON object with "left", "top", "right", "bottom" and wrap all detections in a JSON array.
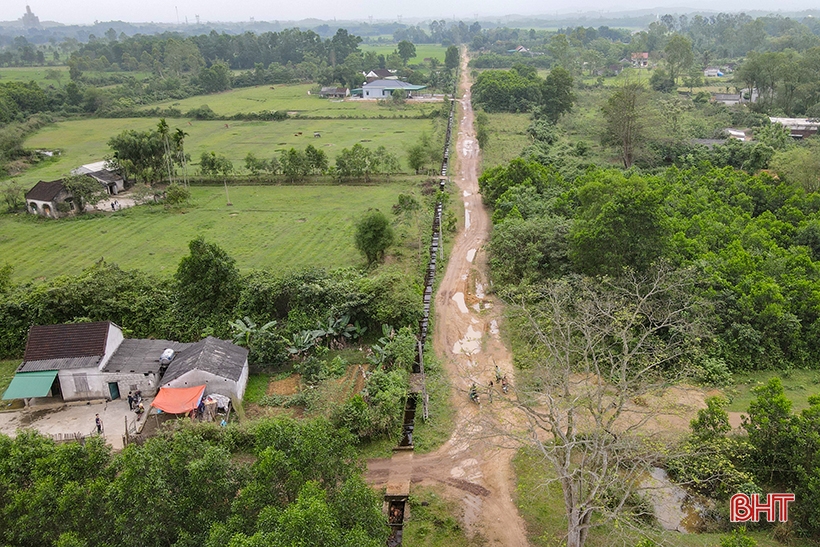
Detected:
[{"left": 2, "top": 370, "right": 58, "bottom": 400}]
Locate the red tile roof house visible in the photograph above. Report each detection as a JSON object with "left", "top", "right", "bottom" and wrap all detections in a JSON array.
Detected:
[
  {"left": 3, "top": 322, "right": 248, "bottom": 405},
  {"left": 631, "top": 52, "right": 649, "bottom": 68}
]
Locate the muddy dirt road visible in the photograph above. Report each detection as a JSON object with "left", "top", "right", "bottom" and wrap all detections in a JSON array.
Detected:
[{"left": 366, "top": 51, "right": 530, "bottom": 546}]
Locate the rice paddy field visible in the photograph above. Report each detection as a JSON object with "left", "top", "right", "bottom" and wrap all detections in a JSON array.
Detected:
[
  {"left": 141, "top": 83, "right": 445, "bottom": 118},
  {"left": 19, "top": 116, "right": 439, "bottom": 185},
  {"left": 0, "top": 180, "right": 419, "bottom": 281}
]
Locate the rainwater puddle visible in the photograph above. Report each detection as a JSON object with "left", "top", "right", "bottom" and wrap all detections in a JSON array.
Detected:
[
  {"left": 453, "top": 325, "right": 482, "bottom": 355},
  {"left": 466, "top": 248, "right": 477, "bottom": 263},
  {"left": 472, "top": 303, "right": 481, "bottom": 312},
  {"left": 475, "top": 282, "right": 485, "bottom": 299},
  {"left": 464, "top": 205, "right": 471, "bottom": 229},
  {"left": 463, "top": 190, "right": 471, "bottom": 197},
  {"left": 641, "top": 467, "right": 706, "bottom": 533},
  {"left": 489, "top": 320, "right": 499, "bottom": 336},
  {"left": 452, "top": 292, "right": 469, "bottom": 313}
]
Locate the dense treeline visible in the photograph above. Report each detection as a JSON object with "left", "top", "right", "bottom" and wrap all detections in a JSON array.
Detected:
[
  {"left": 482, "top": 157, "right": 820, "bottom": 372},
  {"left": 470, "top": 64, "right": 575, "bottom": 118},
  {"left": 0, "top": 242, "right": 421, "bottom": 362},
  {"left": 670, "top": 381, "right": 820, "bottom": 537},
  {"left": 0, "top": 417, "right": 387, "bottom": 547}
]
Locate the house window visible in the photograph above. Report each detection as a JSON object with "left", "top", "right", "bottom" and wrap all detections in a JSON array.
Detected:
[{"left": 29, "top": 202, "right": 38, "bottom": 213}]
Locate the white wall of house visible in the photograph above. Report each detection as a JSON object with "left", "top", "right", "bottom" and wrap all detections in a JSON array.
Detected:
[
  {"left": 364, "top": 86, "right": 393, "bottom": 98},
  {"left": 58, "top": 368, "right": 109, "bottom": 401},
  {"left": 27, "top": 199, "right": 58, "bottom": 218},
  {"left": 99, "top": 323, "right": 124, "bottom": 370},
  {"left": 105, "top": 371, "right": 160, "bottom": 397},
  {"left": 57, "top": 369, "right": 157, "bottom": 401},
  {"left": 162, "top": 361, "right": 249, "bottom": 400}
]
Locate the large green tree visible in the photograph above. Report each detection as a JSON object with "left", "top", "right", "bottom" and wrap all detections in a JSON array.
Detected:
[
  {"left": 569, "top": 172, "right": 668, "bottom": 275},
  {"left": 62, "top": 174, "right": 108, "bottom": 213},
  {"left": 540, "top": 66, "right": 575, "bottom": 122},
  {"left": 664, "top": 34, "right": 694, "bottom": 84},
  {"left": 601, "top": 82, "right": 653, "bottom": 168},
  {"left": 354, "top": 209, "right": 394, "bottom": 265},
  {"left": 107, "top": 128, "right": 166, "bottom": 183},
  {"left": 174, "top": 236, "right": 241, "bottom": 326},
  {"left": 396, "top": 40, "right": 416, "bottom": 65},
  {"left": 444, "top": 45, "right": 459, "bottom": 70}
]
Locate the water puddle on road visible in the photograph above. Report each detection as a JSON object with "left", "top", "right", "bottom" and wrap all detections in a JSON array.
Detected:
[
  {"left": 464, "top": 205, "right": 471, "bottom": 229},
  {"left": 489, "top": 320, "right": 499, "bottom": 336},
  {"left": 475, "top": 282, "right": 485, "bottom": 299},
  {"left": 466, "top": 249, "right": 476, "bottom": 263},
  {"left": 452, "top": 292, "right": 469, "bottom": 314},
  {"left": 453, "top": 325, "right": 482, "bottom": 355}
]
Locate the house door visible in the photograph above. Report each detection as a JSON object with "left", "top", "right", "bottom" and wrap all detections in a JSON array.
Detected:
[
  {"left": 51, "top": 376, "right": 63, "bottom": 400},
  {"left": 108, "top": 382, "right": 120, "bottom": 400}
]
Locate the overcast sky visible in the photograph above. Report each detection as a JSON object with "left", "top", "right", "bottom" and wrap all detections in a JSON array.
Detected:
[{"left": 3, "top": 0, "right": 820, "bottom": 26}]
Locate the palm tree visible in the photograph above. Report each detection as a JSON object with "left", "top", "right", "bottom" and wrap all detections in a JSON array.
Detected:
[
  {"left": 172, "top": 128, "right": 189, "bottom": 186},
  {"left": 157, "top": 118, "right": 174, "bottom": 184}
]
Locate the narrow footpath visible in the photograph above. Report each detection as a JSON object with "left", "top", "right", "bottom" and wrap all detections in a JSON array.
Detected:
[{"left": 366, "top": 50, "right": 529, "bottom": 546}]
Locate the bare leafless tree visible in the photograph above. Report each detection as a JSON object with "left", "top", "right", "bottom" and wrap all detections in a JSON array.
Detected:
[{"left": 506, "top": 266, "right": 707, "bottom": 547}]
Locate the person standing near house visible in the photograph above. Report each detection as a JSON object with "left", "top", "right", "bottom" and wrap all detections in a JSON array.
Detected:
[
  {"left": 127, "top": 392, "right": 134, "bottom": 410},
  {"left": 95, "top": 414, "right": 103, "bottom": 435}
]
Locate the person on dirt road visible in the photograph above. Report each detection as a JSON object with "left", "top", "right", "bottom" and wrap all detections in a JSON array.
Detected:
[
  {"left": 469, "top": 383, "right": 480, "bottom": 404},
  {"left": 495, "top": 365, "right": 502, "bottom": 383}
]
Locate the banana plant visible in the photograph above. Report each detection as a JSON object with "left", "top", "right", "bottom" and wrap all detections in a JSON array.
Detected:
[{"left": 229, "top": 316, "right": 278, "bottom": 347}]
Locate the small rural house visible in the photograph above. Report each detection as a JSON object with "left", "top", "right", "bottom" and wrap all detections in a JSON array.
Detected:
[
  {"left": 25, "top": 179, "right": 74, "bottom": 218},
  {"left": 160, "top": 337, "right": 249, "bottom": 401},
  {"left": 354, "top": 79, "right": 427, "bottom": 99},
  {"left": 712, "top": 93, "right": 743, "bottom": 106},
  {"left": 631, "top": 52, "right": 649, "bottom": 68},
  {"left": 364, "top": 68, "right": 396, "bottom": 82},
  {"left": 319, "top": 86, "right": 350, "bottom": 98},
  {"left": 2, "top": 322, "right": 248, "bottom": 404},
  {"left": 768, "top": 117, "right": 820, "bottom": 139},
  {"left": 71, "top": 161, "right": 125, "bottom": 195},
  {"left": 703, "top": 67, "right": 724, "bottom": 77}
]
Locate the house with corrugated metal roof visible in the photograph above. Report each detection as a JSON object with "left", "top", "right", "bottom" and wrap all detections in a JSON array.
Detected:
[
  {"left": 352, "top": 79, "right": 427, "bottom": 99},
  {"left": 71, "top": 161, "right": 125, "bottom": 195},
  {"left": 2, "top": 322, "right": 248, "bottom": 405}
]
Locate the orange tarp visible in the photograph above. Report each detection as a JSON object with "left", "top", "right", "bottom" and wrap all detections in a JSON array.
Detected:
[{"left": 151, "top": 385, "right": 206, "bottom": 414}]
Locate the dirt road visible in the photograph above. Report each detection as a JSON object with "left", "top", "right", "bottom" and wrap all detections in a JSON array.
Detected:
[{"left": 366, "top": 51, "right": 530, "bottom": 546}]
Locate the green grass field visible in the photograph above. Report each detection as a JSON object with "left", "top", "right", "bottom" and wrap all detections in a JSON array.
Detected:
[
  {"left": 0, "top": 67, "right": 154, "bottom": 86},
  {"left": 725, "top": 369, "right": 820, "bottom": 413},
  {"left": 0, "top": 66, "right": 68, "bottom": 85},
  {"left": 0, "top": 181, "right": 418, "bottom": 281},
  {"left": 142, "top": 83, "right": 444, "bottom": 118},
  {"left": 360, "top": 44, "right": 448, "bottom": 63},
  {"left": 19, "top": 117, "right": 437, "bottom": 185},
  {"left": 480, "top": 112, "right": 530, "bottom": 169}
]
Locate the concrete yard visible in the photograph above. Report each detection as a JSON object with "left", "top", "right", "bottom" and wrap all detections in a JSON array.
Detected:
[{"left": 0, "top": 396, "right": 151, "bottom": 450}]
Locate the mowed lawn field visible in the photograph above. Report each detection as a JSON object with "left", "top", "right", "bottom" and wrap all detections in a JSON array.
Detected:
[
  {"left": 20, "top": 117, "right": 437, "bottom": 185},
  {"left": 0, "top": 181, "right": 417, "bottom": 281},
  {"left": 0, "top": 66, "right": 68, "bottom": 85},
  {"left": 360, "top": 44, "right": 448, "bottom": 63},
  {"left": 142, "top": 83, "right": 444, "bottom": 118}
]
